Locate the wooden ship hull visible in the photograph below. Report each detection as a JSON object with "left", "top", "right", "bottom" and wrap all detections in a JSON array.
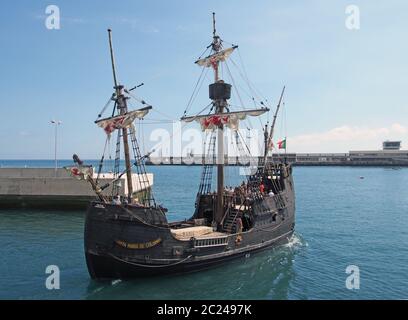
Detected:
[{"left": 84, "top": 164, "right": 295, "bottom": 278}]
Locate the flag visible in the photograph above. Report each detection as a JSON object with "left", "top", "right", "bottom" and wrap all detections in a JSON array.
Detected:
[
  {"left": 64, "top": 165, "right": 92, "bottom": 180},
  {"left": 277, "top": 139, "right": 286, "bottom": 149},
  {"left": 267, "top": 139, "right": 274, "bottom": 151}
]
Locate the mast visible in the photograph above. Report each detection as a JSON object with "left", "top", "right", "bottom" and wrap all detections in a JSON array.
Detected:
[
  {"left": 263, "top": 123, "right": 268, "bottom": 159},
  {"left": 264, "top": 86, "right": 285, "bottom": 161},
  {"left": 107, "top": 29, "right": 133, "bottom": 202},
  {"left": 181, "top": 14, "right": 269, "bottom": 227},
  {"left": 210, "top": 13, "right": 226, "bottom": 227}
]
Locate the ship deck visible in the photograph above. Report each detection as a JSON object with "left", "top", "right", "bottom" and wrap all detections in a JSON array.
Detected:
[{"left": 170, "top": 226, "right": 227, "bottom": 240}]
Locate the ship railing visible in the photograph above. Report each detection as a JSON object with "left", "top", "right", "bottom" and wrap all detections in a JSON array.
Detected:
[{"left": 194, "top": 236, "right": 229, "bottom": 248}]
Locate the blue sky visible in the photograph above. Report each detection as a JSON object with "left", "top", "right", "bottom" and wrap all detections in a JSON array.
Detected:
[{"left": 0, "top": 0, "right": 407, "bottom": 159}]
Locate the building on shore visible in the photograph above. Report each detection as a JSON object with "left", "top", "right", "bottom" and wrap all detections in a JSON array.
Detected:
[
  {"left": 382, "top": 140, "right": 401, "bottom": 150},
  {"left": 349, "top": 141, "right": 407, "bottom": 166},
  {"left": 146, "top": 141, "right": 408, "bottom": 166}
]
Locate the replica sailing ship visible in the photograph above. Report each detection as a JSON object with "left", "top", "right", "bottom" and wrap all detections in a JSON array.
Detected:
[{"left": 79, "top": 16, "right": 295, "bottom": 279}]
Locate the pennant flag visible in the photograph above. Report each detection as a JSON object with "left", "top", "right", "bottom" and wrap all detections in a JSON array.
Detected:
[
  {"left": 64, "top": 165, "right": 92, "bottom": 180},
  {"left": 277, "top": 139, "right": 286, "bottom": 149}
]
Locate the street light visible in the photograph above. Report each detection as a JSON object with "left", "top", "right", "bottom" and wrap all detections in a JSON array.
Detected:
[{"left": 50, "top": 120, "right": 62, "bottom": 175}]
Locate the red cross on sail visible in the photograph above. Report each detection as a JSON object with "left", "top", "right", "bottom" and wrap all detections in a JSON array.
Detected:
[
  {"left": 64, "top": 166, "right": 92, "bottom": 180},
  {"left": 201, "top": 115, "right": 234, "bottom": 130},
  {"left": 182, "top": 108, "right": 268, "bottom": 132}
]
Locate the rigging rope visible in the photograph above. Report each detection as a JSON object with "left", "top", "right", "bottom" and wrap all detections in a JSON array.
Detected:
[
  {"left": 224, "top": 60, "right": 265, "bottom": 139},
  {"left": 183, "top": 66, "right": 208, "bottom": 116},
  {"left": 197, "top": 44, "right": 212, "bottom": 60},
  {"left": 236, "top": 49, "right": 272, "bottom": 107},
  {"left": 229, "top": 57, "right": 270, "bottom": 109},
  {"left": 96, "top": 94, "right": 115, "bottom": 120},
  {"left": 147, "top": 102, "right": 213, "bottom": 163},
  {"left": 96, "top": 136, "right": 110, "bottom": 184},
  {"left": 151, "top": 109, "right": 177, "bottom": 121}
]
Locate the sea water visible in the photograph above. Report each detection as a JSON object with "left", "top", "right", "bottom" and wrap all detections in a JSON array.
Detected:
[{"left": 0, "top": 162, "right": 407, "bottom": 299}]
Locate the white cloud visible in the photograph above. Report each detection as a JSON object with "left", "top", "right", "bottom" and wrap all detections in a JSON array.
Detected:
[
  {"left": 287, "top": 123, "right": 407, "bottom": 153},
  {"left": 34, "top": 14, "right": 87, "bottom": 25},
  {"left": 390, "top": 123, "right": 407, "bottom": 134},
  {"left": 19, "top": 131, "right": 30, "bottom": 137},
  {"left": 113, "top": 17, "right": 159, "bottom": 34}
]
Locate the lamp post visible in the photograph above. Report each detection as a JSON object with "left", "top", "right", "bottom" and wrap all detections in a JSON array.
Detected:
[{"left": 50, "top": 120, "right": 62, "bottom": 175}]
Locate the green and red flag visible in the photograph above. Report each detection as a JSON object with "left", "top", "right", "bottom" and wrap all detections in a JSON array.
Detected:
[{"left": 277, "top": 138, "right": 286, "bottom": 149}]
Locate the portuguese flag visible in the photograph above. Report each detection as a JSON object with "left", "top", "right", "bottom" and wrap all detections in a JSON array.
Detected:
[{"left": 277, "top": 138, "right": 286, "bottom": 149}]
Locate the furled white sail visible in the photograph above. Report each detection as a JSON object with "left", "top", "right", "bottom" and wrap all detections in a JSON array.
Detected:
[
  {"left": 96, "top": 107, "right": 151, "bottom": 135},
  {"left": 64, "top": 165, "right": 92, "bottom": 180},
  {"left": 181, "top": 108, "right": 269, "bottom": 131},
  {"left": 195, "top": 46, "right": 237, "bottom": 68}
]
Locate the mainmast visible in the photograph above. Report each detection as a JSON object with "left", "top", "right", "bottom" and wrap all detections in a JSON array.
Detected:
[
  {"left": 181, "top": 14, "right": 269, "bottom": 228},
  {"left": 210, "top": 13, "right": 229, "bottom": 228},
  {"left": 107, "top": 29, "right": 133, "bottom": 202}
]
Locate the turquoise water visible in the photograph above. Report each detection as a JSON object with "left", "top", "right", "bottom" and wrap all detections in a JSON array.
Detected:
[{"left": 0, "top": 163, "right": 407, "bottom": 299}]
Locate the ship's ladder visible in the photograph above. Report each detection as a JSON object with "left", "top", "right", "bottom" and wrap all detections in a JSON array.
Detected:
[
  {"left": 112, "top": 130, "right": 122, "bottom": 197},
  {"left": 222, "top": 198, "right": 247, "bottom": 233},
  {"left": 129, "top": 125, "right": 156, "bottom": 206}
]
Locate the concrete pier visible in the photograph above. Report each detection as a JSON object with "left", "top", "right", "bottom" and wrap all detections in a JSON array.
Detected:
[
  {"left": 146, "top": 150, "right": 408, "bottom": 167},
  {"left": 0, "top": 168, "right": 153, "bottom": 209}
]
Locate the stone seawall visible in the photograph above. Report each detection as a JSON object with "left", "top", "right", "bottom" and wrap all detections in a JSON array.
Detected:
[{"left": 0, "top": 168, "right": 153, "bottom": 209}]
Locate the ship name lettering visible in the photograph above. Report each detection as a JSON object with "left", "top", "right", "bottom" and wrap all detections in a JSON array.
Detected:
[{"left": 115, "top": 238, "right": 162, "bottom": 249}]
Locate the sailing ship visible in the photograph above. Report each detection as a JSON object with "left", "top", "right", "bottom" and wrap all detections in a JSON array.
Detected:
[{"left": 78, "top": 15, "right": 295, "bottom": 279}]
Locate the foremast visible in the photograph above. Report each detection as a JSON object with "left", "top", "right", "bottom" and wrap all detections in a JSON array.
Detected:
[{"left": 107, "top": 29, "right": 133, "bottom": 202}]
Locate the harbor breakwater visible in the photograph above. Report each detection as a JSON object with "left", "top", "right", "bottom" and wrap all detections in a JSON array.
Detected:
[
  {"left": 146, "top": 150, "right": 408, "bottom": 166},
  {"left": 0, "top": 167, "right": 153, "bottom": 209}
]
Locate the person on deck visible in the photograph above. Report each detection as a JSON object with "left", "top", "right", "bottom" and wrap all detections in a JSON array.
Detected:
[
  {"left": 112, "top": 195, "right": 121, "bottom": 205},
  {"left": 260, "top": 183, "right": 265, "bottom": 194}
]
